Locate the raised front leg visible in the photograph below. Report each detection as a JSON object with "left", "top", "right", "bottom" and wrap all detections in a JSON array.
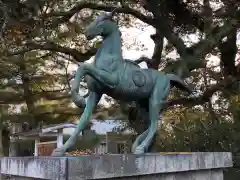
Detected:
[
  {"left": 71, "top": 64, "right": 119, "bottom": 108},
  {"left": 51, "top": 92, "right": 101, "bottom": 156},
  {"left": 83, "top": 64, "right": 119, "bottom": 88},
  {"left": 71, "top": 65, "right": 87, "bottom": 108}
]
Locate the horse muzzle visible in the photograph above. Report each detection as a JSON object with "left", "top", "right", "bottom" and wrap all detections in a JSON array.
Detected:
[{"left": 85, "top": 34, "right": 94, "bottom": 40}]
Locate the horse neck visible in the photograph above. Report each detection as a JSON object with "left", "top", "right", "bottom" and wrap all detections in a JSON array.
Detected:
[{"left": 95, "top": 31, "right": 122, "bottom": 63}]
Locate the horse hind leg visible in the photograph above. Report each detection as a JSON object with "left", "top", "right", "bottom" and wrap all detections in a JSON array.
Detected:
[
  {"left": 131, "top": 102, "right": 149, "bottom": 153},
  {"left": 134, "top": 103, "right": 159, "bottom": 155},
  {"left": 134, "top": 79, "right": 170, "bottom": 155}
]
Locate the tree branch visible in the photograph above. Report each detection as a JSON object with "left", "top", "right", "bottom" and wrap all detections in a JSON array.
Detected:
[
  {"left": 219, "top": 27, "right": 237, "bottom": 76},
  {"left": 154, "top": 16, "right": 188, "bottom": 58},
  {"left": 166, "top": 76, "right": 239, "bottom": 108},
  {"left": 141, "top": 1, "right": 239, "bottom": 74},
  {"left": 6, "top": 41, "right": 97, "bottom": 62},
  {"left": 1, "top": 107, "right": 82, "bottom": 123},
  {"left": 170, "top": 1, "right": 204, "bottom": 32},
  {"left": 48, "top": 2, "right": 154, "bottom": 26},
  {"left": 190, "top": 8, "right": 240, "bottom": 59},
  {"left": 0, "top": 91, "right": 70, "bottom": 105},
  {"left": 165, "top": 8, "right": 240, "bottom": 74},
  {"left": 148, "top": 29, "right": 164, "bottom": 69}
]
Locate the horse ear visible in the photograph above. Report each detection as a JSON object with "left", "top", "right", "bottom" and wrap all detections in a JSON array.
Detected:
[{"left": 108, "top": 7, "right": 118, "bottom": 18}]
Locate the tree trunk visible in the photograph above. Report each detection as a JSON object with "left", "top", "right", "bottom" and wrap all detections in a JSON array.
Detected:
[
  {"left": 18, "top": 57, "right": 39, "bottom": 128},
  {"left": 0, "top": 129, "right": 4, "bottom": 156},
  {"left": 0, "top": 129, "right": 4, "bottom": 180}
]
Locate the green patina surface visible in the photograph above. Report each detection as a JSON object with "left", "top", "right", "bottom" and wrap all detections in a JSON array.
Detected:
[{"left": 51, "top": 9, "right": 192, "bottom": 156}]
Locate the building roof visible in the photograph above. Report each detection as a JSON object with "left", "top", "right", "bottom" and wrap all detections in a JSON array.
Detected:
[{"left": 11, "top": 123, "right": 77, "bottom": 137}]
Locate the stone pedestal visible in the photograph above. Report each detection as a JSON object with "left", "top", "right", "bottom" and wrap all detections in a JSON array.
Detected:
[{"left": 0, "top": 152, "right": 233, "bottom": 180}]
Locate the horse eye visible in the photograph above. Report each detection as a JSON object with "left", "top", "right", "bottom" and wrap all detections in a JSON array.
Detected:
[{"left": 96, "top": 18, "right": 101, "bottom": 24}]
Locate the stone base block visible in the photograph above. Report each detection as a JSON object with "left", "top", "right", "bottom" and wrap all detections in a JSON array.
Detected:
[{"left": 0, "top": 152, "right": 233, "bottom": 180}]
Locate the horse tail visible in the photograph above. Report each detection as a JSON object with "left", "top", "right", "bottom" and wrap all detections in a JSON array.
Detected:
[
  {"left": 71, "top": 66, "right": 87, "bottom": 108},
  {"left": 166, "top": 73, "right": 192, "bottom": 94}
]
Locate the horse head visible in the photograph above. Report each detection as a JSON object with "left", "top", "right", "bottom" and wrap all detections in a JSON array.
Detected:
[{"left": 85, "top": 8, "right": 119, "bottom": 40}]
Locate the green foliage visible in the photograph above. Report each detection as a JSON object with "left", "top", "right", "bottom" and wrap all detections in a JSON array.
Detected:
[{"left": 155, "top": 94, "right": 240, "bottom": 153}]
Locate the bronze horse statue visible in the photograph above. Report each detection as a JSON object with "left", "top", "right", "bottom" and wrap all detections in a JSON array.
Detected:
[{"left": 52, "top": 9, "right": 192, "bottom": 156}]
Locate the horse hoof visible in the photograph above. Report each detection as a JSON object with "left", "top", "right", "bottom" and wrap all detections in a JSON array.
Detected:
[
  {"left": 134, "top": 147, "right": 145, "bottom": 155},
  {"left": 51, "top": 148, "right": 66, "bottom": 157},
  {"left": 131, "top": 145, "right": 137, "bottom": 153}
]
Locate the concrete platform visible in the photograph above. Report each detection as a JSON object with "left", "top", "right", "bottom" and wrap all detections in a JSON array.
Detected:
[{"left": 0, "top": 152, "right": 233, "bottom": 180}]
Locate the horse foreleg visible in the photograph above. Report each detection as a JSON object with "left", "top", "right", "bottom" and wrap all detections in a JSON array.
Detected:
[
  {"left": 71, "top": 65, "right": 87, "bottom": 108},
  {"left": 82, "top": 64, "right": 119, "bottom": 88},
  {"left": 71, "top": 64, "right": 118, "bottom": 107},
  {"left": 51, "top": 92, "right": 101, "bottom": 156}
]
